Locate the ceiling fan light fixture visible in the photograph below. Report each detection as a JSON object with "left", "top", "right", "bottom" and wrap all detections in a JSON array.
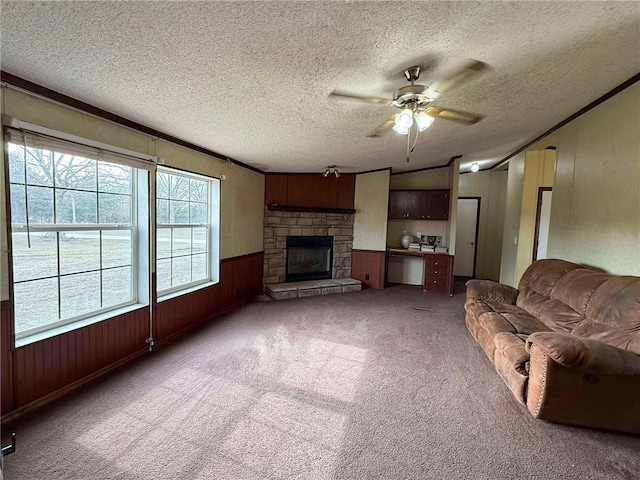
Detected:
[
  {"left": 323, "top": 165, "right": 340, "bottom": 178},
  {"left": 392, "top": 124, "right": 410, "bottom": 135},
  {"left": 415, "top": 111, "right": 435, "bottom": 131},
  {"left": 395, "top": 109, "right": 413, "bottom": 129}
]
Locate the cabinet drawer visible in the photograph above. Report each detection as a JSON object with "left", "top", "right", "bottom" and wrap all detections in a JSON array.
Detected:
[
  {"left": 425, "top": 256, "right": 448, "bottom": 269},
  {"left": 423, "top": 276, "right": 448, "bottom": 293},
  {"left": 425, "top": 265, "right": 447, "bottom": 279}
]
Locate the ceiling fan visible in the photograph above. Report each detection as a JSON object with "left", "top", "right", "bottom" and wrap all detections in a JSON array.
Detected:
[{"left": 329, "top": 60, "right": 488, "bottom": 160}]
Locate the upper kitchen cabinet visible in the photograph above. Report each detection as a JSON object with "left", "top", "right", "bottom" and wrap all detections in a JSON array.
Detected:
[{"left": 388, "top": 189, "right": 450, "bottom": 220}]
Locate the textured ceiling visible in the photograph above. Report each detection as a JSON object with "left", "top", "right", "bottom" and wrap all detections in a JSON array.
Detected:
[{"left": 1, "top": 1, "right": 639, "bottom": 173}]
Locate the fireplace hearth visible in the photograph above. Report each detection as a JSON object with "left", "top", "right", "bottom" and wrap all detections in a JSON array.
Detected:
[{"left": 286, "top": 236, "right": 333, "bottom": 282}]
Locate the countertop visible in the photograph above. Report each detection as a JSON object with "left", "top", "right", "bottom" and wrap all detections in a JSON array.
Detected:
[{"left": 387, "top": 247, "right": 451, "bottom": 256}]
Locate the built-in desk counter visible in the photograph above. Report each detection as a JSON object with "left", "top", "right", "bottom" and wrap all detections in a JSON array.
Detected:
[{"left": 386, "top": 247, "right": 454, "bottom": 295}]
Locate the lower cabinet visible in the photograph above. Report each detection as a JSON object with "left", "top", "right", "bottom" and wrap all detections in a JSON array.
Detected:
[{"left": 423, "top": 254, "right": 454, "bottom": 296}]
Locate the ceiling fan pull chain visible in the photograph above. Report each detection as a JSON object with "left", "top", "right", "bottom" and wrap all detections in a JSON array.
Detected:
[{"left": 410, "top": 124, "right": 419, "bottom": 154}]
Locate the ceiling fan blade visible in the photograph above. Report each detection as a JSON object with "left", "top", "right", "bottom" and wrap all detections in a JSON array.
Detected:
[
  {"left": 329, "top": 90, "right": 392, "bottom": 106},
  {"left": 367, "top": 116, "right": 396, "bottom": 138},
  {"left": 426, "top": 60, "right": 488, "bottom": 98},
  {"left": 426, "top": 107, "right": 484, "bottom": 125}
]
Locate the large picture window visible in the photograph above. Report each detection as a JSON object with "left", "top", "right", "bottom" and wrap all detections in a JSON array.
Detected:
[
  {"left": 7, "top": 130, "right": 149, "bottom": 340},
  {"left": 156, "top": 167, "right": 218, "bottom": 296}
]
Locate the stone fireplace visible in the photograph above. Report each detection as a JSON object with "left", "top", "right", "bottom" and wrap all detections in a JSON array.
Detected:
[{"left": 263, "top": 207, "right": 354, "bottom": 284}]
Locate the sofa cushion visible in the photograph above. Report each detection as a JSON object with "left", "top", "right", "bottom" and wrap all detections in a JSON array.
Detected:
[
  {"left": 494, "top": 332, "right": 530, "bottom": 404},
  {"left": 517, "top": 259, "right": 582, "bottom": 297},
  {"left": 500, "top": 313, "right": 552, "bottom": 335},
  {"left": 478, "top": 312, "right": 516, "bottom": 336},
  {"left": 516, "top": 259, "right": 587, "bottom": 332},
  {"left": 465, "top": 279, "right": 518, "bottom": 304},
  {"left": 515, "top": 289, "right": 584, "bottom": 333},
  {"left": 550, "top": 269, "right": 611, "bottom": 316},
  {"left": 494, "top": 332, "right": 530, "bottom": 375},
  {"left": 464, "top": 299, "right": 493, "bottom": 318},
  {"left": 585, "top": 276, "right": 640, "bottom": 329},
  {"left": 575, "top": 276, "right": 640, "bottom": 355},
  {"left": 482, "top": 301, "right": 527, "bottom": 316}
]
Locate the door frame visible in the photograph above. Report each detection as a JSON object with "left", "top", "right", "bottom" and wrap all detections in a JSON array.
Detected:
[
  {"left": 533, "top": 187, "right": 553, "bottom": 262},
  {"left": 457, "top": 196, "right": 481, "bottom": 278}
]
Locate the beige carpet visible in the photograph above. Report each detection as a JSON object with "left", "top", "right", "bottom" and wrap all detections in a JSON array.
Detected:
[{"left": 2, "top": 285, "right": 639, "bottom": 479}]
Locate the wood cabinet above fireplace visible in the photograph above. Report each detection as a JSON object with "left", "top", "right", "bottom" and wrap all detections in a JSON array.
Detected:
[{"left": 265, "top": 173, "right": 356, "bottom": 210}]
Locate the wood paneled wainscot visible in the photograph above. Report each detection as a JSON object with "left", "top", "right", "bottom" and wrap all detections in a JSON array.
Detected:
[{"left": 351, "top": 250, "right": 386, "bottom": 289}]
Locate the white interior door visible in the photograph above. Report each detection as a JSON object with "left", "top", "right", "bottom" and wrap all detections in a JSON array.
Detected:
[
  {"left": 454, "top": 198, "right": 479, "bottom": 277},
  {"left": 535, "top": 190, "right": 553, "bottom": 260}
]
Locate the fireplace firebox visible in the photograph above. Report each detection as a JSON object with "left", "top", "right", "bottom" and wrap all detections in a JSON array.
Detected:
[{"left": 286, "top": 236, "right": 333, "bottom": 282}]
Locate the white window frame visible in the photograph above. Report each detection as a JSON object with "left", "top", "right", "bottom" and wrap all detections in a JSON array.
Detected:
[
  {"left": 156, "top": 166, "right": 219, "bottom": 299},
  {"left": 5, "top": 126, "right": 153, "bottom": 343}
]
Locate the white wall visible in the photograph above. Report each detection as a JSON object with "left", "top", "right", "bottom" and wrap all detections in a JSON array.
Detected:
[
  {"left": 353, "top": 170, "right": 390, "bottom": 251},
  {"left": 548, "top": 82, "right": 640, "bottom": 275},
  {"left": 458, "top": 170, "right": 508, "bottom": 281}
]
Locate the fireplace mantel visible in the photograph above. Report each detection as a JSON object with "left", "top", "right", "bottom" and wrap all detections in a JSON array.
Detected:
[{"left": 267, "top": 204, "right": 356, "bottom": 214}]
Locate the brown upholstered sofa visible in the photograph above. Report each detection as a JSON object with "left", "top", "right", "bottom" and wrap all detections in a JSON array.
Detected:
[{"left": 464, "top": 259, "right": 640, "bottom": 433}]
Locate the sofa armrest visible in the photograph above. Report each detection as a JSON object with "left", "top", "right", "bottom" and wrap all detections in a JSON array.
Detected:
[
  {"left": 465, "top": 279, "right": 518, "bottom": 304},
  {"left": 526, "top": 331, "right": 640, "bottom": 375},
  {"left": 525, "top": 332, "right": 640, "bottom": 433}
]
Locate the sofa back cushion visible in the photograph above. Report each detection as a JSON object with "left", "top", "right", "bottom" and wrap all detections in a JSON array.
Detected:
[
  {"left": 550, "top": 269, "right": 611, "bottom": 315},
  {"left": 516, "top": 259, "right": 584, "bottom": 332},
  {"left": 517, "top": 259, "right": 582, "bottom": 297},
  {"left": 572, "top": 276, "right": 640, "bottom": 355}
]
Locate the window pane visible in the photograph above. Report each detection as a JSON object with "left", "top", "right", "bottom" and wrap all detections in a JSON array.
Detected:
[
  {"left": 190, "top": 179, "right": 207, "bottom": 203},
  {"left": 12, "top": 231, "right": 58, "bottom": 282},
  {"left": 60, "top": 272, "right": 101, "bottom": 319},
  {"left": 10, "top": 184, "right": 26, "bottom": 224},
  {"left": 25, "top": 147, "right": 53, "bottom": 186},
  {"left": 156, "top": 199, "right": 169, "bottom": 224},
  {"left": 55, "top": 155, "right": 97, "bottom": 191},
  {"left": 102, "top": 230, "right": 132, "bottom": 269},
  {"left": 55, "top": 190, "right": 97, "bottom": 224},
  {"left": 98, "top": 163, "right": 131, "bottom": 194},
  {"left": 156, "top": 258, "right": 171, "bottom": 291},
  {"left": 27, "top": 186, "right": 54, "bottom": 224},
  {"left": 157, "top": 171, "right": 170, "bottom": 199},
  {"left": 172, "top": 256, "right": 191, "bottom": 286},
  {"left": 8, "top": 144, "right": 26, "bottom": 184},
  {"left": 99, "top": 193, "right": 131, "bottom": 224},
  {"left": 190, "top": 202, "right": 207, "bottom": 224},
  {"left": 59, "top": 231, "right": 100, "bottom": 275},
  {"left": 14, "top": 277, "right": 59, "bottom": 333},
  {"left": 172, "top": 228, "right": 191, "bottom": 257},
  {"left": 102, "top": 266, "right": 132, "bottom": 307},
  {"left": 170, "top": 175, "right": 189, "bottom": 200},
  {"left": 192, "top": 227, "right": 207, "bottom": 254},
  {"left": 156, "top": 228, "right": 172, "bottom": 259},
  {"left": 170, "top": 200, "right": 189, "bottom": 223},
  {"left": 192, "top": 253, "right": 207, "bottom": 281}
]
